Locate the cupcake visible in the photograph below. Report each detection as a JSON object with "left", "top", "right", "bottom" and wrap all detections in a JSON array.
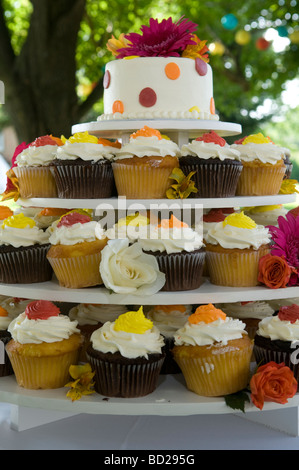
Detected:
[
  {"left": 0, "top": 213, "right": 52, "bottom": 284},
  {"left": 268, "top": 297, "right": 299, "bottom": 314},
  {"left": 86, "top": 306, "right": 165, "bottom": 397},
  {"left": 69, "top": 303, "right": 128, "bottom": 361},
  {"left": 111, "top": 126, "right": 180, "bottom": 199},
  {"left": 0, "top": 297, "right": 31, "bottom": 319},
  {"left": 217, "top": 301, "right": 275, "bottom": 340},
  {"left": 204, "top": 211, "right": 271, "bottom": 287},
  {"left": 179, "top": 131, "right": 242, "bottom": 198},
  {"left": 231, "top": 133, "right": 286, "bottom": 196},
  {"left": 34, "top": 207, "right": 71, "bottom": 230},
  {"left": 47, "top": 210, "right": 108, "bottom": 288},
  {"left": 6, "top": 300, "right": 82, "bottom": 389},
  {"left": 13, "top": 135, "right": 62, "bottom": 198},
  {"left": 254, "top": 304, "right": 299, "bottom": 385},
  {"left": 147, "top": 304, "right": 193, "bottom": 374},
  {"left": 0, "top": 305, "right": 15, "bottom": 377},
  {"left": 244, "top": 205, "right": 287, "bottom": 227},
  {"left": 172, "top": 304, "right": 253, "bottom": 396},
  {"left": 50, "top": 132, "right": 120, "bottom": 198},
  {"left": 137, "top": 214, "right": 205, "bottom": 291},
  {"left": 105, "top": 212, "right": 150, "bottom": 242}
]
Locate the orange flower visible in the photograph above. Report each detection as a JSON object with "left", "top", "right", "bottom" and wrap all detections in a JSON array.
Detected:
[
  {"left": 258, "top": 253, "right": 292, "bottom": 289},
  {"left": 182, "top": 35, "right": 209, "bottom": 62},
  {"left": 250, "top": 362, "right": 297, "bottom": 410}
]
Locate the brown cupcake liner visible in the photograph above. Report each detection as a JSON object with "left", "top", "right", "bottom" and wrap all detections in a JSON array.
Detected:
[
  {"left": 0, "top": 332, "right": 13, "bottom": 377},
  {"left": 14, "top": 166, "right": 58, "bottom": 198},
  {"left": 87, "top": 349, "right": 165, "bottom": 397},
  {"left": 0, "top": 243, "right": 52, "bottom": 284},
  {"left": 179, "top": 157, "right": 243, "bottom": 198},
  {"left": 236, "top": 163, "right": 285, "bottom": 196},
  {"left": 49, "top": 160, "right": 115, "bottom": 198},
  {"left": 146, "top": 248, "right": 206, "bottom": 291}
]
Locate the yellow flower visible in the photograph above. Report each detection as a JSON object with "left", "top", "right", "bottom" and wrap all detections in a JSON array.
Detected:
[
  {"left": 65, "top": 363, "right": 95, "bottom": 401},
  {"left": 166, "top": 168, "right": 198, "bottom": 199},
  {"left": 107, "top": 33, "right": 130, "bottom": 56},
  {"left": 279, "top": 179, "right": 299, "bottom": 194},
  {"left": 182, "top": 35, "right": 209, "bottom": 62},
  {"left": 1, "top": 168, "right": 20, "bottom": 202}
]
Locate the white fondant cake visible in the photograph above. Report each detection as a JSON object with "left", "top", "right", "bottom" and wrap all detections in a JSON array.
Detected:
[{"left": 98, "top": 57, "right": 219, "bottom": 121}]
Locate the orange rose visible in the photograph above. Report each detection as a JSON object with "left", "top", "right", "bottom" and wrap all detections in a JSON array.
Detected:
[
  {"left": 250, "top": 362, "right": 297, "bottom": 410},
  {"left": 258, "top": 254, "right": 291, "bottom": 289}
]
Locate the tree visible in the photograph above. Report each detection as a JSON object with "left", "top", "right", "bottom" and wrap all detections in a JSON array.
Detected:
[{"left": 0, "top": 0, "right": 298, "bottom": 144}]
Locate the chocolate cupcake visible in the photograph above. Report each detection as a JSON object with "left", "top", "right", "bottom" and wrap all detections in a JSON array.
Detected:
[
  {"left": 50, "top": 132, "right": 119, "bottom": 198},
  {"left": 179, "top": 131, "right": 242, "bottom": 198}
]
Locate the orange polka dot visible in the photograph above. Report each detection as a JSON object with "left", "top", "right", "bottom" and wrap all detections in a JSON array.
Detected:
[
  {"left": 210, "top": 97, "right": 215, "bottom": 115},
  {"left": 112, "top": 100, "right": 124, "bottom": 114},
  {"left": 165, "top": 62, "right": 180, "bottom": 80}
]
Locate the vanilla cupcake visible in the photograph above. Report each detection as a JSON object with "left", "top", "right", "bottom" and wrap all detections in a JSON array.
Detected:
[
  {"left": 147, "top": 304, "right": 193, "bottom": 374},
  {"left": 47, "top": 210, "right": 108, "bottom": 288},
  {"left": 0, "top": 213, "right": 52, "bottom": 283},
  {"left": 137, "top": 214, "right": 205, "bottom": 291},
  {"left": 172, "top": 304, "right": 253, "bottom": 396},
  {"left": 105, "top": 212, "right": 150, "bottom": 242},
  {"left": 34, "top": 207, "right": 71, "bottom": 229},
  {"left": 112, "top": 126, "right": 180, "bottom": 199},
  {"left": 204, "top": 211, "right": 271, "bottom": 287},
  {"left": 50, "top": 132, "right": 120, "bottom": 198},
  {"left": 231, "top": 133, "right": 286, "bottom": 196},
  {"left": 87, "top": 306, "right": 165, "bottom": 397},
  {"left": 69, "top": 303, "right": 128, "bottom": 361},
  {"left": 6, "top": 300, "right": 82, "bottom": 389},
  {"left": 13, "top": 135, "right": 62, "bottom": 198},
  {"left": 179, "top": 131, "right": 242, "bottom": 198},
  {"left": 244, "top": 205, "right": 287, "bottom": 227}
]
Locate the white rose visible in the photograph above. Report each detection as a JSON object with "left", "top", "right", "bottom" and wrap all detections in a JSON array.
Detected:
[{"left": 99, "top": 238, "right": 165, "bottom": 295}]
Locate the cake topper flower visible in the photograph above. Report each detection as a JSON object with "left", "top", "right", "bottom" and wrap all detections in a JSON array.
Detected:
[
  {"left": 182, "top": 34, "right": 210, "bottom": 62},
  {"left": 107, "top": 33, "right": 130, "bottom": 57},
  {"left": 115, "top": 16, "right": 198, "bottom": 58},
  {"left": 279, "top": 179, "right": 299, "bottom": 195}
]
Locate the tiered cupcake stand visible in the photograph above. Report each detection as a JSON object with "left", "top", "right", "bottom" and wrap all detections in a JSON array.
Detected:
[{"left": 1, "top": 119, "right": 299, "bottom": 435}]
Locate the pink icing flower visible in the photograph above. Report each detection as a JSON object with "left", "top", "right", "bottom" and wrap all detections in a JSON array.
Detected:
[{"left": 57, "top": 211, "right": 91, "bottom": 228}]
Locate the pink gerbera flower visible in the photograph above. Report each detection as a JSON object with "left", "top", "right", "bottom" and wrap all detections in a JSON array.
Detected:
[
  {"left": 116, "top": 16, "right": 198, "bottom": 58},
  {"left": 267, "top": 212, "right": 299, "bottom": 271}
]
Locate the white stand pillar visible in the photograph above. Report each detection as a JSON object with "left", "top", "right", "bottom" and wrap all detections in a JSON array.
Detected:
[
  {"left": 237, "top": 406, "right": 299, "bottom": 437},
  {"left": 10, "top": 404, "right": 79, "bottom": 432}
]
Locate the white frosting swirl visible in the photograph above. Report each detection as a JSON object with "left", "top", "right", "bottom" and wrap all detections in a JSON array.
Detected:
[
  {"left": 244, "top": 206, "right": 287, "bottom": 227},
  {"left": 147, "top": 305, "right": 193, "bottom": 338},
  {"left": 231, "top": 142, "right": 285, "bottom": 165},
  {"left": 69, "top": 303, "right": 128, "bottom": 326},
  {"left": 217, "top": 301, "right": 275, "bottom": 320},
  {"left": 49, "top": 221, "right": 106, "bottom": 246},
  {"left": 90, "top": 321, "right": 164, "bottom": 359},
  {"left": 0, "top": 224, "right": 50, "bottom": 247},
  {"left": 55, "top": 142, "right": 117, "bottom": 162},
  {"left": 113, "top": 135, "right": 180, "bottom": 160},
  {"left": 16, "top": 145, "right": 58, "bottom": 167},
  {"left": 137, "top": 224, "right": 204, "bottom": 254},
  {"left": 174, "top": 317, "right": 247, "bottom": 346},
  {"left": 8, "top": 312, "right": 80, "bottom": 344},
  {"left": 205, "top": 221, "right": 270, "bottom": 250},
  {"left": 181, "top": 140, "right": 241, "bottom": 161},
  {"left": 257, "top": 315, "right": 299, "bottom": 344}
]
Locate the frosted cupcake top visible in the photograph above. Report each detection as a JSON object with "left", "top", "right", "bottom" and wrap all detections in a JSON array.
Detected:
[
  {"left": 0, "top": 297, "right": 31, "bottom": 319},
  {"left": 8, "top": 300, "right": 80, "bottom": 344},
  {"left": 0, "top": 214, "right": 50, "bottom": 247},
  {"left": 48, "top": 211, "right": 106, "bottom": 245},
  {"left": 69, "top": 303, "right": 128, "bottom": 326},
  {"left": 33, "top": 208, "right": 70, "bottom": 229},
  {"left": 137, "top": 215, "right": 204, "bottom": 254},
  {"left": 106, "top": 213, "right": 150, "bottom": 241},
  {"left": 90, "top": 306, "right": 164, "bottom": 359},
  {"left": 55, "top": 132, "right": 121, "bottom": 162},
  {"left": 204, "top": 212, "right": 270, "bottom": 250},
  {"left": 16, "top": 135, "right": 62, "bottom": 167},
  {"left": 113, "top": 126, "right": 180, "bottom": 160},
  {"left": 174, "top": 304, "right": 247, "bottom": 347},
  {"left": 256, "top": 305, "right": 299, "bottom": 344},
  {"left": 244, "top": 205, "right": 287, "bottom": 227},
  {"left": 0, "top": 305, "right": 16, "bottom": 330},
  {"left": 231, "top": 133, "right": 285, "bottom": 165},
  {"left": 217, "top": 301, "right": 275, "bottom": 320},
  {"left": 181, "top": 131, "right": 241, "bottom": 161},
  {"left": 147, "top": 304, "right": 193, "bottom": 338}
]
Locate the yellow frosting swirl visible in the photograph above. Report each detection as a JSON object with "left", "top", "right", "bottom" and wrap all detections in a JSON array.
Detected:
[
  {"left": 2, "top": 213, "right": 36, "bottom": 229},
  {"left": 61, "top": 131, "right": 99, "bottom": 144},
  {"left": 223, "top": 211, "right": 257, "bottom": 229},
  {"left": 117, "top": 212, "right": 149, "bottom": 228},
  {"left": 114, "top": 307, "right": 153, "bottom": 334},
  {"left": 242, "top": 133, "right": 272, "bottom": 145},
  {"left": 246, "top": 205, "right": 282, "bottom": 214}
]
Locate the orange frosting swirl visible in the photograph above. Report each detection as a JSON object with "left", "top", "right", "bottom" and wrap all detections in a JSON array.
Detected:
[
  {"left": 189, "top": 303, "right": 226, "bottom": 324},
  {"left": 0, "top": 306, "right": 8, "bottom": 317},
  {"left": 130, "top": 126, "right": 162, "bottom": 140},
  {"left": 157, "top": 214, "right": 189, "bottom": 229},
  {"left": 39, "top": 207, "right": 70, "bottom": 217},
  {"left": 25, "top": 300, "right": 60, "bottom": 320},
  {"left": 0, "top": 206, "right": 13, "bottom": 220},
  {"left": 154, "top": 305, "right": 187, "bottom": 314}
]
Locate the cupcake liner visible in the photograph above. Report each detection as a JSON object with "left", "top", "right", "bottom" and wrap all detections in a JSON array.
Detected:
[
  {"left": 14, "top": 166, "right": 57, "bottom": 198},
  {"left": 179, "top": 157, "right": 243, "bottom": 198},
  {"left": 0, "top": 244, "right": 52, "bottom": 284},
  {"left": 87, "top": 349, "right": 165, "bottom": 398},
  {"left": 0, "top": 333, "right": 13, "bottom": 377},
  {"left": 49, "top": 160, "right": 115, "bottom": 198},
  {"left": 148, "top": 248, "right": 206, "bottom": 291},
  {"left": 112, "top": 161, "right": 177, "bottom": 199},
  {"left": 206, "top": 245, "right": 270, "bottom": 287},
  {"left": 236, "top": 163, "right": 285, "bottom": 196},
  {"left": 47, "top": 252, "right": 103, "bottom": 288}
]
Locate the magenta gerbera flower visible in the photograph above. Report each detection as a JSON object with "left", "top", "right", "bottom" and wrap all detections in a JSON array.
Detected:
[
  {"left": 116, "top": 16, "right": 198, "bottom": 58},
  {"left": 267, "top": 213, "right": 299, "bottom": 270}
]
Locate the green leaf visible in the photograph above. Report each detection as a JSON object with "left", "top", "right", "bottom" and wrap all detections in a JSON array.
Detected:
[{"left": 224, "top": 389, "right": 250, "bottom": 413}]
